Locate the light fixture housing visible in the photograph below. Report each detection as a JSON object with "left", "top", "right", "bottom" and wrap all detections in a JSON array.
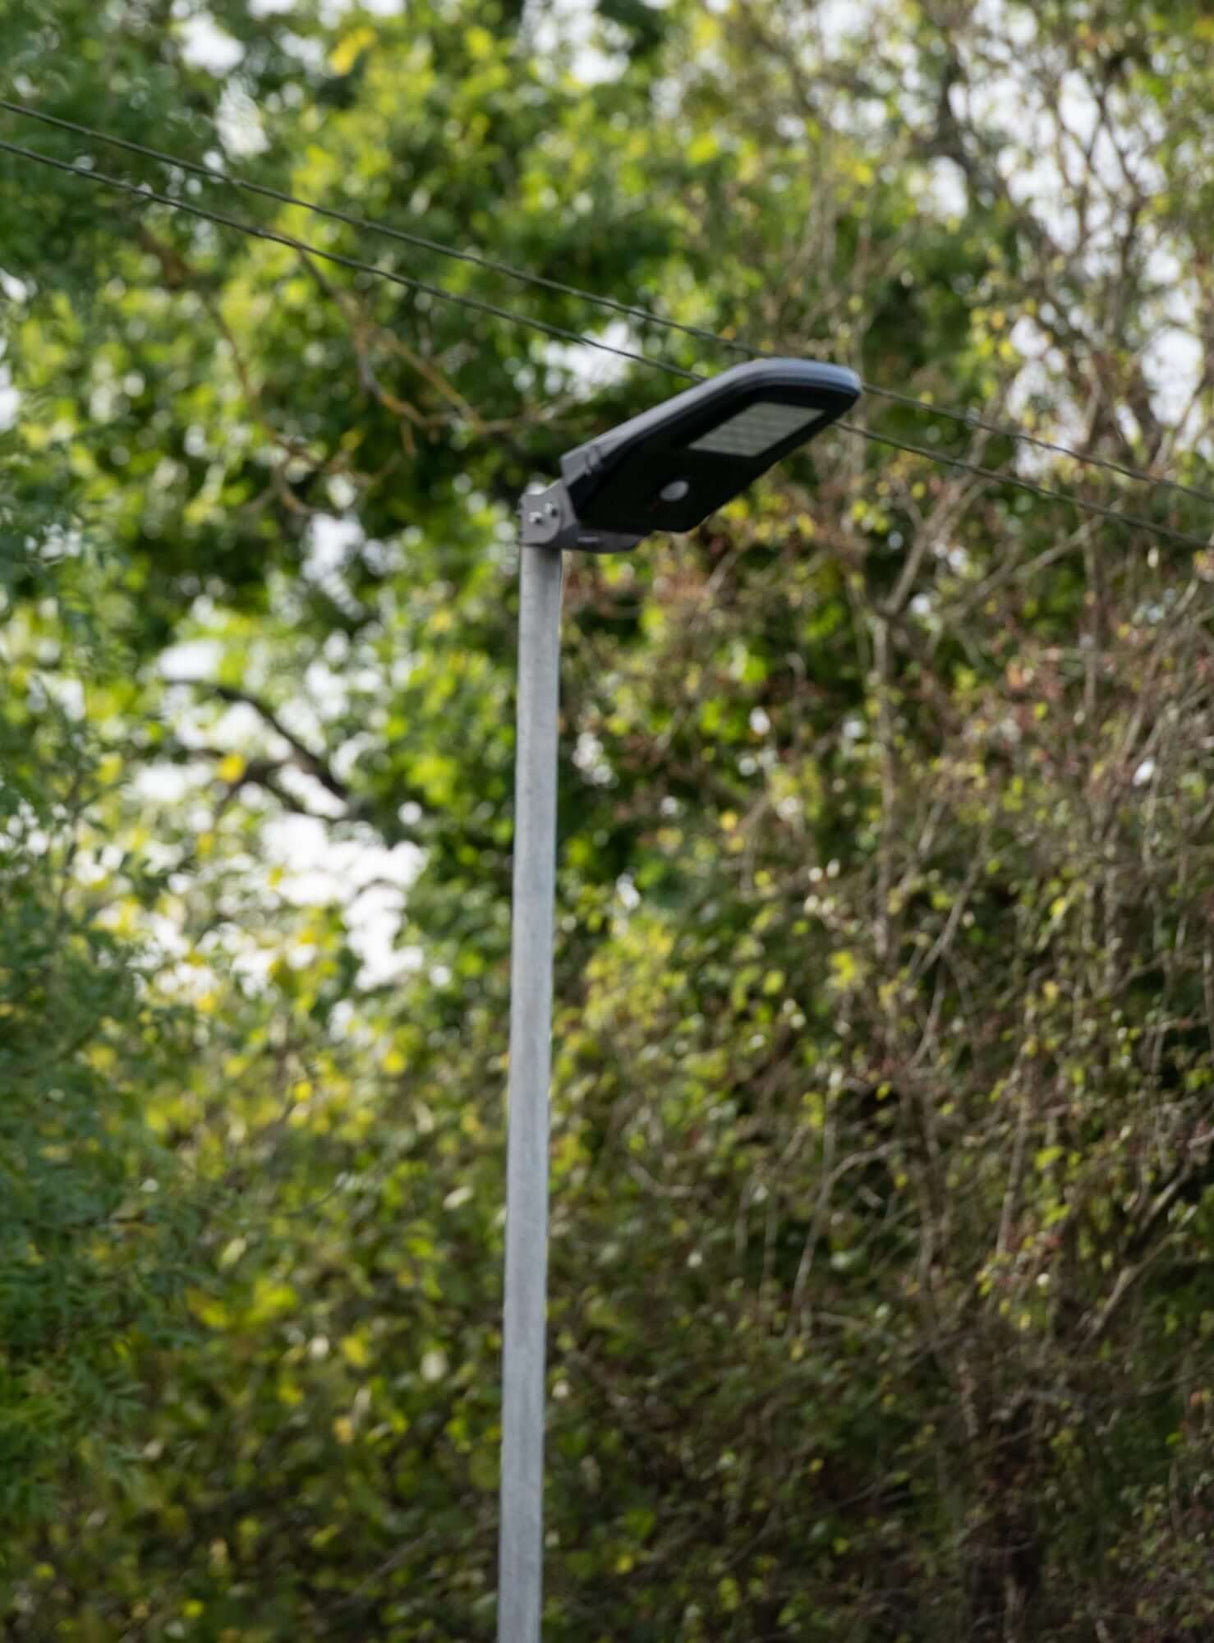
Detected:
[{"left": 558, "top": 358, "right": 860, "bottom": 540}]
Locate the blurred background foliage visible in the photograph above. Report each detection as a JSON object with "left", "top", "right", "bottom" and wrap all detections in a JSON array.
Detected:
[{"left": 2, "top": 0, "right": 1214, "bottom": 1637}]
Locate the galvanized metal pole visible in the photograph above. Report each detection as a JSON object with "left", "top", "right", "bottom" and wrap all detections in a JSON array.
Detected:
[{"left": 498, "top": 541, "right": 563, "bottom": 1643}]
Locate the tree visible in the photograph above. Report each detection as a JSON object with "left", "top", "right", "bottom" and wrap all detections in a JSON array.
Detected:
[{"left": 0, "top": 534, "right": 208, "bottom": 1553}]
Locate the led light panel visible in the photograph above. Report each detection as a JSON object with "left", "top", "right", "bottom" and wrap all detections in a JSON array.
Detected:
[{"left": 687, "top": 400, "right": 827, "bottom": 458}]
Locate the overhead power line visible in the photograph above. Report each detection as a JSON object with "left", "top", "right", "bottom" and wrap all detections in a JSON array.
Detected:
[
  {"left": 3, "top": 95, "right": 1213, "bottom": 512},
  {"left": 856, "top": 386, "right": 1214, "bottom": 508},
  {"left": 0, "top": 136, "right": 699, "bottom": 383},
  {"left": 0, "top": 100, "right": 725, "bottom": 357},
  {"left": 0, "top": 133, "right": 1210, "bottom": 553},
  {"left": 835, "top": 422, "right": 1211, "bottom": 547}
]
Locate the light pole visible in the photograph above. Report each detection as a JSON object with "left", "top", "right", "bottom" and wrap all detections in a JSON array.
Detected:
[{"left": 497, "top": 358, "right": 862, "bottom": 1643}]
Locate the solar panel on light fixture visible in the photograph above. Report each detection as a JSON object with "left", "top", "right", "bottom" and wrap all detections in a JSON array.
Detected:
[{"left": 687, "top": 400, "right": 828, "bottom": 458}]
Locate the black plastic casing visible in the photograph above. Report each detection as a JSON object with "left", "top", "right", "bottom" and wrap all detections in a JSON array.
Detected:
[{"left": 559, "top": 358, "right": 861, "bottom": 536}]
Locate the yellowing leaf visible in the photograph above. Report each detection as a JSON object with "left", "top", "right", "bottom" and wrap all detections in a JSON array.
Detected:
[
  {"left": 330, "top": 26, "right": 375, "bottom": 75},
  {"left": 332, "top": 1415, "right": 356, "bottom": 1445},
  {"left": 187, "top": 1288, "right": 230, "bottom": 1330},
  {"left": 250, "top": 1279, "right": 297, "bottom": 1324},
  {"left": 340, "top": 1333, "right": 370, "bottom": 1370},
  {"left": 278, "top": 1378, "right": 304, "bottom": 1408},
  {"left": 829, "top": 949, "right": 863, "bottom": 992}
]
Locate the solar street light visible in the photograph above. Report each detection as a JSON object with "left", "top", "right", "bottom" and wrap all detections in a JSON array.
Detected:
[
  {"left": 498, "top": 358, "right": 861, "bottom": 1643},
  {"left": 518, "top": 357, "right": 860, "bottom": 551}
]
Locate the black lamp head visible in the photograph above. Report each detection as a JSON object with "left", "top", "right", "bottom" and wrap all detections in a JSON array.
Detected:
[{"left": 558, "top": 358, "right": 860, "bottom": 539}]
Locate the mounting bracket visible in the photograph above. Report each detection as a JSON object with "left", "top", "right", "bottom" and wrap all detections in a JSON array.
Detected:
[{"left": 517, "top": 480, "right": 641, "bottom": 556}]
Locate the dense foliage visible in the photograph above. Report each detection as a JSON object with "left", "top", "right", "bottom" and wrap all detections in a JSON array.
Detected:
[{"left": 2, "top": 0, "right": 1214, "bottom": 1638}]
